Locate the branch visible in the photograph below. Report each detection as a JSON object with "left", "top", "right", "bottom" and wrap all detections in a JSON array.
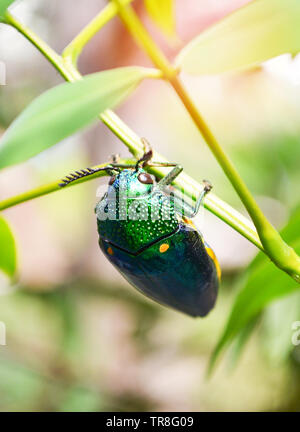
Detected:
[
  {"left": 1, "top": 9, "right": 266, "bottom": 256},
  {"left": 62, "top": 0, "right": 134, "bottom": 68},
  {"left": 111, "top": 0, "right": 300, "bottom": 281},
  {"left": 0, "top": 162, "right": 112, "bottom": 210}
]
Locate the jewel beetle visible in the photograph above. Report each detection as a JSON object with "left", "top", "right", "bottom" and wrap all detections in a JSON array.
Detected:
[{"left": 59, "top": 138, "right": 221, "bottom": 317}]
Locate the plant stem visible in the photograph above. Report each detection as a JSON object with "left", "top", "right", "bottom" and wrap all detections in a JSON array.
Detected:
[
  {"left": 169, "top": 78, "right": 300, "bottom": 272},
  {"left": 4, "top": 12, "right": 73, "bottom": 82},
  {"left": 111, "top": 0, "right": 300, "bottom": 280},
  {"left": 62, "top": 0, "right": 134, "bottom": 68},
  {"left": 2, "top": 10, "right": 261, "bottom": 249},
  {"left": 97, "top": 110, "right": 262, "bottom": 249},
  {"left": 0, "top": 163, "right": 112, "bottom": 210}
]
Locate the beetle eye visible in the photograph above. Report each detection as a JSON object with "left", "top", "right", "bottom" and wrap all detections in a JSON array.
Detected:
[
  {"left": 138, "top": 173, "right": 153, "bottom": 184},
  {"left": 108, "top": 175, "right": 116, "bottom": 185}
]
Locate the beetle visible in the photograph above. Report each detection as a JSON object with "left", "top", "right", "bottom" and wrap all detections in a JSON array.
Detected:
[{"left": 59, "top": 138, "right": 220, "bottom": 317}]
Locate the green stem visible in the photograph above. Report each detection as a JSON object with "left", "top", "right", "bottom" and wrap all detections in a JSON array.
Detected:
[
  {"left": 0, "top": 9, "right": 270, "bottom": 258},
  {"left": 111, "top": 0, "right": 300, "bottom": 281},
  {"left": 4, "top": 12, "right": 73, "bottom": 82},
  {"left": 0, "top": 163, "right": 112, "bottom": 210},
  {"left": 0, "top": 155, "right": 262, "bottom": 251},
  {"left": 98, "top": 111, "right": 263, "bottom": 250},
  {"left": 169, "top": 78, "right": 299, "bottom": 266},
  {"left": 62, "top": 0, "right": 134, "bottom": 68}
]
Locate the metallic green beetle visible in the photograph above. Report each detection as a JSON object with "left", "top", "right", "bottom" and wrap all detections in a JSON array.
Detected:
[{"left": 60, "top": 139, "right": 220, "bottom": 317}]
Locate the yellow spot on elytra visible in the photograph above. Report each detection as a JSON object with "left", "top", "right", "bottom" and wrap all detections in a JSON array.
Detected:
[
  {"left": 159, "top": 243, "right": 169, "bottom": 253},
  {"left": 206, "top": 246, "right": 221, "bottom": 280},
  {"left": 107, "top": 247, "right": 114, "bottom": 256}
]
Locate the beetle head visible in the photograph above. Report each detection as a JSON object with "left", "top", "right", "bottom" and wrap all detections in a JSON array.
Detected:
[{"left": 106, "top": 168, "right": 156, "bottom": 201}]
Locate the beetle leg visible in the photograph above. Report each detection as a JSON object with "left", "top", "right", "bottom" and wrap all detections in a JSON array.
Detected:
[
  {"left": 110, "top": 153, "right": 120, "bottom": 164},
  {"left": 58, "top": 165, "right": 117, "bottom": 187},
  {"left": 146, "top": 162, "right": 178, "bottom": 167},
  {"left": 141, "top": 137, "right": 153, "bottom": 164},
  {"left": 170, "top": 180, "right": 212, "bottom": 218},
  {"left": 136, "top": 137, "right": 180, "bottom": 171},
  {"left": 157, "top": 164, "right": 183, "bottom": 187},
  {"left": 191, "top": 180, "right": 212, "bottom": 217},
  {"left": 178, "top": 180, "right": 212, "bottom": 218},
  {"left": 135, "top": 137, "right": 154, "bottom": 170},
  {"left": 109, "top": 152, "right": 140, "bottom": 169},
  {"left": 110, "top": 163, "right": 136, "bottom": 169}
]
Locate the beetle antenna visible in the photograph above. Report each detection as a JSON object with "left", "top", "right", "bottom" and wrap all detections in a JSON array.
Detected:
[
  {"left": 157, "top": 164, "right": 183, "bottom": 187},
  {"left": 59, "top": 165, "right": 117, "bottom": 187}
]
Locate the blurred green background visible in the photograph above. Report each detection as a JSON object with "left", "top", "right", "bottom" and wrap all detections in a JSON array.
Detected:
[{"left": 0, "top": 0, "right": 300, "bottom": 411}]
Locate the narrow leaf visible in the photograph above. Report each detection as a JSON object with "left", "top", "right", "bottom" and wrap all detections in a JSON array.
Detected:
[
  {"left": 0, "top": 214, "right": 16, "bottom": 277},
  {"left": 144, "top": 0, "right": 176, "bottom": 38},
  {"left": 176, "top": 0, "right": 300, "bottom": 75},
  {"left": 209, "top": 207, "right": 300, "bottom": 372},
  {"left": 262, "top": 292, "right": 300, "bottom": 363},
  {"left": 228, "top": 317, "right": 259, "bottom": 369},
  {"left": 0, "top": 67, "right": 158, "bottom": 169},
  {"left": 0, "top": 0, "right": 15, "bottom": 22}
]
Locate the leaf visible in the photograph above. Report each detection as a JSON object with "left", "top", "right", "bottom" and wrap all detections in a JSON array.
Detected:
[
  {"left": 144, "top": 0, "right": 176, "bottom": 38},
  {"left": 0, "top": 0, "right": 15, "bottom": 22},
  {"left": 176, "top": 0, "right": 300, "bottom": 75},
  {"left": 0, "top": 67, "right": 158, "bottom": 169},
  {"left": 228, "top": 317, "right": 259, "bottom": 370},
  {"left": 248, "top": 205, "right": 300, "bottom": 271},
  {"left": 209, "top": 206, "right": 300, "bottom": 372},
  {"left": 261, "top": 291, "right": 300, "bottom": 363},
  {"left": 0, "top": 214, "right": 16, "bottom": 277}
]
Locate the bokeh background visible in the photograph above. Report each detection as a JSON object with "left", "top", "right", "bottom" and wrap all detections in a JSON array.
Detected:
[{"left": 0, "top": 0, "right": 300, "bottom": 411}]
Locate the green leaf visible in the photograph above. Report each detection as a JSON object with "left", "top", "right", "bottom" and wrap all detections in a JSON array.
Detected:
[
  {"left": 144, "top": 0, "right": 176, "bottom": 38},
  {"left": 0, "top": 214, "right": 16, "bottom": 277},
  {"left": 176, "top": 0, "right": 300, "bottom": 75},
  {"left": 0, "top": 0, "right": 15, "bottom": 22},
  {"left": 0, "top": 67, "right": 158, "bottom": 169},
  {"left": 227, "top": 317, "right": 259, "bottom": 370},
  {"left": 209, "top": 206, "right": 300, "bottom": 372},
  {"left": 261, "top": 291, "right": 300, "bottom": 363}
]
